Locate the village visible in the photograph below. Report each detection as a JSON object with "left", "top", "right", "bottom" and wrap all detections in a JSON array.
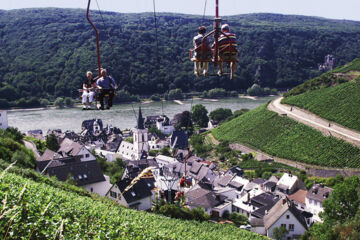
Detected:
[{"left": 0, "top": 106, "right": 333, "bottom": 240}]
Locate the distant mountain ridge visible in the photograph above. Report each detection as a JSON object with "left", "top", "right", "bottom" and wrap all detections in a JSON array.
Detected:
[{"left": 0, "top": 8, "right": 360, "bottom": 104}]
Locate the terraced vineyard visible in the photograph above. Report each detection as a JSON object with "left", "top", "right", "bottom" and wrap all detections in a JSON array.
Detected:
[
  {"left": 212, "top": 104, "right": 360, "bottom": 168},
  {"left": 0, "top": 171, "right": 266, "bottom": 240},
  {"left": 282, "top": 81, "right": 360, "bottom": 132}
]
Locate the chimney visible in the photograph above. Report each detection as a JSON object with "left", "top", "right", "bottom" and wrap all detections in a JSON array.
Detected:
[
  {"left": 265, "top": 210, "right": 268, "bottom": 215},
  {"left": 282, "top": 198, "right": 286, "bottom": 205}
]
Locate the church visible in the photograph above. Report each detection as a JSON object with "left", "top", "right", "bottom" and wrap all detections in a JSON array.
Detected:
[{"left": 117, "top": 107, "right": 149, "bottom": 160}]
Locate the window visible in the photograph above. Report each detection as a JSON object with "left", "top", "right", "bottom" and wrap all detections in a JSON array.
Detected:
[
  {"left": 86, "top": 154, "right": 90, "bottom": 158},
  {"left": 83, "top": 174, "right": 88, "bottom": 179},
  {"left": 131, "top": 191, "right": 136, "bottom": 197},
  {"left": 142, "top": 135, "right": 145, "bottom": 142},
  {"left": 281, "top": 224, "right": 286, "bottom": 228},
  {"left": 90, "top": 187, "right": 93, "bottom": 192},
  {"left": 78, "top": 175, "right": 83, "bottom": 180},
  {"left": 286, "top": 215, "right": 290, "bottom": 219},
  {"left": 110, "top": 191, "right": 117, "bottom": 198},
  {"left": 289, "top": 224, "right": 294, "bottom": 232}
]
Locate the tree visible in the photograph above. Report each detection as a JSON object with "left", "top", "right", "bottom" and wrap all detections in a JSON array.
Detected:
[
  {"left": 46, "top": 134, "right": 59, "bottom": 151},
  {"left": 64, "top": 97, "right": 74, "bottom": 107},
  {"left": 273, "top": 225, "right": 289, "bottom": 240},
  {"left": 160, "top": 147, "right": 171, "bottom": 156},
  {"left": 174, "top": 111, "right": 193, "bottom": 133},
  {"left": 191, "top": 104, "right": 209, "bottom": 128},
  {"left": 166, "top": 89, "right": 184, "bottom": 100},
  {"left": 209, "top": 108, "right": 232, "bottom": 123},
  {"left": 229, "top": 212, "right": 248, "bottom": 227}
]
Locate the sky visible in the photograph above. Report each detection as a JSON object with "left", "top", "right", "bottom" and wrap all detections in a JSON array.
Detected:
[{"left": 1, "top": 0, "right": 360, "bottom": 21}]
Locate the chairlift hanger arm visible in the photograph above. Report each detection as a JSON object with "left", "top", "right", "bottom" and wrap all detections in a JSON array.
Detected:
[{"left": 87, "top": 0, "right": 102, "bottom": 77}]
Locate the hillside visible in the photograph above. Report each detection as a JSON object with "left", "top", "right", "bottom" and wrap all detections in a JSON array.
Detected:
[
  {"left": 1, "top": 8, "right": 360, "bottom": 107},
  {"left": 0, "top": 170, "right": 266, "bottom": 239},
  {"left": 282, "top": 59, "right": 360, "bottom": 131},
  {"left": 211, "top": 104, "right": 360, "bottom": 168}
]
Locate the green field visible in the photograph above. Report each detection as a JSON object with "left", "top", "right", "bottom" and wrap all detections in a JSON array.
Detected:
[
  {"left": 0, "top": 170, "right": 266, "bottom": 240},
  {"left": 283, "top": 81, "right": 360, "bottom": 132},
  {"left": 211, "top": 104, "right": 360, "bottom": 168}
]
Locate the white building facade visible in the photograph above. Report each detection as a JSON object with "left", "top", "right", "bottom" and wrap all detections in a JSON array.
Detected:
[{"left": 0, "top": 110, "right": 8, "bottom": 129}]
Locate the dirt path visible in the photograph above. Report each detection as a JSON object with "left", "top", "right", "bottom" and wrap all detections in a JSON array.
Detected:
[
  {"left": 24, "top": 140, "right": 40, "bottom": 158},
  {"left": 268, "top": 97, "right": 360, "bottom": 148}
]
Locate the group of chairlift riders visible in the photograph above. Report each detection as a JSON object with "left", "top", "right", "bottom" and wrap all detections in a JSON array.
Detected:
[{"left": 81, "top": 23, "right": 237, "bottom": 110}]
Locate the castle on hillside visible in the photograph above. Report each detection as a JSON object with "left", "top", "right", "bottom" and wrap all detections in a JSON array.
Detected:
[{"left": 318, "top": 54, "right": 335, "bottom": 72}]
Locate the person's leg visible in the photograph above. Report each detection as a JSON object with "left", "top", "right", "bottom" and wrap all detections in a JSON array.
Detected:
[
  {"left": 230, "top": 61, "right": 236, "bottom": 80},
  {"left": 107, "top": 90, "right": 114, "bottom": 109},
  {"left": 82, "top": 91, "right": 89, "bottom": 109},
  {"left": 203, "top": 62, "right": 209, "bottom": 76},
  {"left": 98, "top": 90, "right": 105, "bottom": 110}
]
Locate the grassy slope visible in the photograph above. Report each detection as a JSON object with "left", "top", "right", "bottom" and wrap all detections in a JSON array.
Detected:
[
  {"left": 283, "top": 58, "right": 360, "bottom": 131},
  {"left": 0, "top": 171, "right": 265, "bottom": 240},
  {"left": 211, "top": 104, "right": 360, "bottom": 168}
]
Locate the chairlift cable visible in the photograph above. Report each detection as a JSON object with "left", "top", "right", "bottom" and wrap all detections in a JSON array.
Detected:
[
  {"left": 202, "top": 0, "right": 208, "bottom": 24},
  {"left": 95, "top": 0, "right": 115, "bottom": 49}
]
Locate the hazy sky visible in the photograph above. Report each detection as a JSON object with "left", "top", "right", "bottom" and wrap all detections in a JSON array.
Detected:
[{"left": 1, "top": 0, "right": 360, "bottom": 21}]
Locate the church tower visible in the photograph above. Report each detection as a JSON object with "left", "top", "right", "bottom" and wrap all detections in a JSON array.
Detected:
[{"left": 133, "top": 107, "right": 149, "bottom": 160}]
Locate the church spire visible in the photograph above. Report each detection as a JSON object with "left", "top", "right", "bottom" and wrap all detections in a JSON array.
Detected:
[{"left": 137, "top": 107, "right": 144, "bottom": 129}]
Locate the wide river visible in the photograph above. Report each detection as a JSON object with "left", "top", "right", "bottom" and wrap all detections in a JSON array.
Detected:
[{"left": 8, "top": 97, "right": 275, "bottom": 133}]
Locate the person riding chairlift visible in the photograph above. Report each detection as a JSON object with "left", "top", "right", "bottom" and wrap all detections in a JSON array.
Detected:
[
  {"left": 192, "top": 26, "right": 212, "bottom": 77},
  {"left": 217, "top": 24, "right": 237, "bottom": 80},
  {"left": 82, "top": 71, "right": 98, "bottom": 110},
  {"left": 96, "top": 69, "right": 117, "bottom": 110}
]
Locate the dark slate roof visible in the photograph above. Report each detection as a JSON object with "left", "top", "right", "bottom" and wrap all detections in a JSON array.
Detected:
[
  {"left": 228, "top": 180, "right": 243, "bottom": 189},
  {"left": 190, "top": 161, "right": 203, "bottom": 174},
  {"left": 137, "top": 107, "right": 145, "bottom": 129},
  {"left": 82, "top": 119, "right": 103, "bottom": 132},
  {"left": 170, "top": 130, "right": 188, "bottom": 149},
  {"left": 264, "top": 181, "right": 277, "bottom": 189},
  {"left": 250, "top": 218, "right": 264, "bottom": 227},
  {"left": 306, "top": 184, "right": 333, "bottom": 203},
  {"left": 46, "top": 160, "right": 105, "bottom": 186},
  {"left": 264, "top": 198, "right": 308, "bottom": 230},
  {"left": 27, "top": 129, "right": 43, "bottom": 135},
  {"left": 251, "top": 193, "right": 280, "bottom": 218},
  {"left": 226, "top": 166, "right": 244, "bottom": 177},
  {"left": 37, "top": 149, "right": 62, "bottom": 162},
  {"left": 37, "top": 155, "right": 79, "bottom": 173},
  {"left": 116, "top": 178, "right": 152, "bottom": 204},
  {"left": 253, "top": 178, "right": 266, "bottom": 185}
]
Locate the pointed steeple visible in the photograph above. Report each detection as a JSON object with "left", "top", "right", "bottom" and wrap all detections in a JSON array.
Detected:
[{"left": 137, "top": 107, "right": 144, "bottom": 129}]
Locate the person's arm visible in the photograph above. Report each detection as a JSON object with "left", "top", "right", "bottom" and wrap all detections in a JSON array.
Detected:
[
  {"left": 96, "top": 79, "right": 102, "bottom": 89},
  {"left": 83, "top": 82, "right": 89, "bottom": 90},
  {"left": 110, "top": 76, "right": 118, "bottom": 89}
]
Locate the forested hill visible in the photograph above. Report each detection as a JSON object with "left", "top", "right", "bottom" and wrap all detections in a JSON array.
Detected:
[{"left": 1, "top": 8, "right": 360, "bottom": 103}]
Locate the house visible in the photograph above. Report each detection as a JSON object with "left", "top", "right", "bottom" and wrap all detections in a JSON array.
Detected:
[
  {"left": 0, "top": 110, "right": 8, "bottom": 129},
  {"left": 185, "top": 183, "right": 232, "bottom": 218},
  {"left": 289, "top": 189, "right": 307, "bottom": 211},
  {"left": 170, "top": 130, "right": 188, "bottom": 149},
  {"left": 144, "top": 115, "right": 162, "bottom": 129},
  {"left": 250, "top": 192, "right": 280, "bottom": 219},
  {"left": 82, "top": 119, "right": 103, "bottom": 135},
  {"left": 207, "top": 120, "right": 219, "bottom": 130},
  {"left": 264, "top": 198, "right": 307, "bottom": 239},
  {"left": 116, "top": 107, "right": 149, "bottom": 160},
  {"left": 122, "top": 159, "right": 158, "bottom": 180},
  {"left": 148, "top": 135, "right": 169, "bottom": 150},
  {"left": 156, "top": 115, "right": 175, "bottom": 135},
  {"left": 107, "top": 178, "right": 153, "bottom": 211},
  {"left": 188, "top": 161, "right": 216, "bottom": 184},
  {"left": 225, "top": 166, "right": 244, "bottom": 177},
  {"left": 305, "top": 184, "right": 332, "bottom": 222},
  {"left": 58, "top": 138, "right": 96, "bottom": 162},
  {"left": 276, "top": 173, "right": 306, "bottom": 195},
  {"left": 233, "top": 185, "right": 264, "bottom": 217},
  {"left": 41, "top": 158, "right": 111, "bottom": 196},
  {"left": 155, "top": 155, "right": 178, "bottom": 168},
  {"left": 263, "top": 176, "right": 279, "bottom": 193}
]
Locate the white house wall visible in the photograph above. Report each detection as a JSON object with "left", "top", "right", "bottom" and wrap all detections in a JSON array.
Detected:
[
  {"left": 83, "top": 175, "right": 112, "bottom": 196},
  {"left": 267, "top": 209, "right": 306, "bottom": 239},
  {"left": 305, "top": 197, "right": 324, "bottom": 222},
  {"left": 78, "top": 147, "right": 96, "bottom": 162}
]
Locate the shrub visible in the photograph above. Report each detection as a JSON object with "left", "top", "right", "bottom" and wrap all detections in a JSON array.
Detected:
[{"left": 54, "top": 97, "right": 64, "bottom": 108}]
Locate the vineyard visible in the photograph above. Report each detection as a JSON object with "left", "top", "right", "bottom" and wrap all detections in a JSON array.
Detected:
[
  {"left": 0, "top": 170, "right": 266, "bottom": 239},
  {"left": 211, "top": 104, "right": 360, "bottom": 168},
  {"left": 282, "top": 81, "right": 360, "bottom": 132}
]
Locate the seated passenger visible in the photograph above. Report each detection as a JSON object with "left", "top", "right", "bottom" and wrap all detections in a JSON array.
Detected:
[
  {"left": 82, "top": 71, "right": 97, "bottom": 109},
  {"left": 217, "top": 24, "right": 237, "bottom": 80},
  {"left": 96, "top": 69, "right": 117, "bottom": 110},
  {"left": 193, "top": 26, "right": 212, "bottom": 77}
]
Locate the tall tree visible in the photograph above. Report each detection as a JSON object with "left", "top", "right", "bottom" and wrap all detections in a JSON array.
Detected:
[{"left": 191, "top": 104, "right": 209, "bottom": 128}]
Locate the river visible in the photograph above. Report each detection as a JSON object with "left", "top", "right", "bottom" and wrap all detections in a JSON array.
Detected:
[{"left": 8, "top": 96, "right": 275, "bottom": 133}]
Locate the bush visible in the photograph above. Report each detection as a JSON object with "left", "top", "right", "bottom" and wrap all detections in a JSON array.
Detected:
[
  {"left": 0, "top": 99, "right": 10, "bottom": 109},
  {"left": 229, "top": 212, "right": 248, "bottom": 227},
  {"left": 39, "top": 98, "right": 50, "bottom": 107},
  {"left": 54, "top": 97, "right": 64, "bottom": 108},
  {"left": 209, "top": 108, "right": 232, "bottom": 123},
  {"left": 64, "top": 97, "right": 74, "bottom": 107},
  {"left": 114, "top": 89, "right": 140, "bottom": 103},
  {"left": 246, "top": 84, "right": 271, "bottom": 96},
  {"left": 150, "top": 94, "right": 161, "bottom": 101}
]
